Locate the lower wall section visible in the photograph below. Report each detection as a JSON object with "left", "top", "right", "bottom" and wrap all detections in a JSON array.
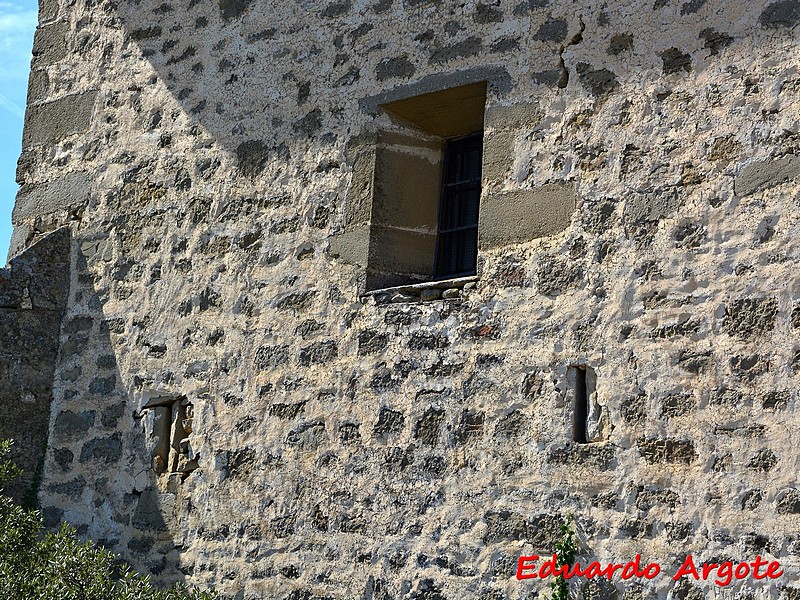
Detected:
[{"left": 0, "top": 227, "right": 69, "bottom": 503}]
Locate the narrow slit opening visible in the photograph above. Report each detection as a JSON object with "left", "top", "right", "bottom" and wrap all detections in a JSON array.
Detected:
[{"left": 572, "top": 366, "right": 588, "bottom": 444}]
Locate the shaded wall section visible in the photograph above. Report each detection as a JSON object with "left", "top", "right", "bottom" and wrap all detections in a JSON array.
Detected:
[{"left": 0, "top": 227, "right": 69, "bottom": 502}]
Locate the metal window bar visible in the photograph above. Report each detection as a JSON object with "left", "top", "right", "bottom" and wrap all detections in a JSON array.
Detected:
[{"left": 434, "top": 132, "right": 483, "bottom": 279}]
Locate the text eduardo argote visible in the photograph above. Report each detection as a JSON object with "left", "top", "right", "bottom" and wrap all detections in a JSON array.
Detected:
[{"left": 517, "top": 554, "right": 784, "bottom": 587}]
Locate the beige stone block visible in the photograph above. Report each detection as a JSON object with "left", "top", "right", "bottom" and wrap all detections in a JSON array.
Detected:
[{"left": 478, "top": 183, "right": 577, "bottom": 249}]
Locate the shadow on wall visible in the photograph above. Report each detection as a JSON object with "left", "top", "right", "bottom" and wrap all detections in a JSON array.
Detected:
[
  {"left": 100, "top": 0, "right": 799, "bottom": 159},
  {"left": 13, "top": 0, "right": 799, "bottom": 259},
  {"left": 40, "top": 234, "right": 200, "bottom": 584},
  {"left": 0, "top": 227, "right": 69, "bottom": 504}
]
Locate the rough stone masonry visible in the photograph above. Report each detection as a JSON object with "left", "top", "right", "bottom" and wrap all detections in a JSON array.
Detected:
[{"left": 7, "top": 0, "right": 800, "bottom": 598}]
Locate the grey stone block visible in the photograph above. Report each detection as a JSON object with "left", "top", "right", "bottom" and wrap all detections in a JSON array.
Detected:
[
  {"left": 79, "top": 433, "right": 123, "bottom": 463},
  {"left": 132, "top": 489, "right": 170, "bottom": 530},
  {"left": 219, "top": 0, "right": 254, "bottom": 20},
  {"left": 624, "top": 188, "right": 680, "bottom": 224},
  {"left": 735, "top": 155, "right": 800, "bottom": 197},
  {"left": 481, "top": 131, "right": 514, "bottom": 183},
  {"left": 478, "top": 183, "right": 577, "bottom": 249},
  {"left": 54, "top": 410, "right": 95, "bottom": 438},
  {"left": 484, "top": 101, "right": 543, "bottom": 131},
  {"left": 328, "top": 225, "right": 370, "bottom": 266},
  {"left": 344, "top": 151, "right": 376, "bottom": 227},
  {"left": 12, "top": 171, "right": 92, "bottom": 223},
  {"left": 38, "top": 0, "right": 59, "bottom": 22},
  {"left": 7, "top": 224, "right": 34, "bottom": 260},
  {"left": 26, "top": 69, "right": 49, "bottom": 105},
  {"left": 760, "top": 0, "right": 800, "bottom": 28},
  {"left": 32, "top": 21, "right": 68, "bottom": 66},
  {"left": 22, "top": 91, "right": 97, "bottom": 148}
]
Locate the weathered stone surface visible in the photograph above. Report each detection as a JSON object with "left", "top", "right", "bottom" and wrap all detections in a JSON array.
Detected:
[
  {"left": 219, "top": 0, "right": 253, "bottom": 20},
  {"left": 576, "top": 63, "right": 619, "bottom": 97},
  {"left": 132, "top": 489, "right": 171, "bottom": 531},
  {"left": 286, "top": 421, "right": 326, "bottom": 451},
  {"left": 637, "top": 438, "right": 697, "bottom": 464},
  {"left": 54, "top": 410, "right": 95, "bottom": 438},
  {"left": 12, "top": 1, "right": 800, "bottom": 597},
  {"left": 413, "top": 407, "right": 445, "bottom": 445},
  {"left": 535, "top": 18, "right": 567, "bottom": 42},
  {"left": 483, "top": 511, "right": 561, "bottom": 550},
  {"left": 26, "top": 69, "right": 49, "bottom": 105},
  {"left": 624, "top": 188, "right": 680, "bottom": 224},
  {"left": 79, "top": 433, "right": 122, "bottom": 463},
  {"left": 747, "top": 449, "right": 778, "bottom": 472},
  {"left": 537, "top": 256, "right": 583, "bottom": 296},
  {"left": 776, "top": 488, "right": 800, "bottom": 514},
  {"left": 376, "top": 56, "right": 415, "bottom": 82},
  {"left": 723, "top": 297, "right": 777, "bottom": 338},
  {"left": 661, "top": 48, "right": 692, "bottom": 74},
  {"left": 548, "top": 443, "right": 616, "bottom": 470},
  {"left": 235, "top": 140, "right": 270, "bottom": 178},
  {"left": 373, "top": 407, "right": 405, "bottom": 439},
  {"left": 481, "top": 131, "right": 514, "bottom": 183},
  {"left": 328, "top": 225, "right": 370, "bottom": 266},
  {"left": 608, "top": 33, "right": 634, "bottom": 55},
  {"left": 39, "top": 0, "right": 59, "bottom": 22}
]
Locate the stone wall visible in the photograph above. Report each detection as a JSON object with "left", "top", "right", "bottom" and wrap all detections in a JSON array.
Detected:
[
  {"left": 0, "top": 228, "right": 69, "bottom": 503},
  {"left": 11, "top": 0, "right": 800, "bottom": 598}
]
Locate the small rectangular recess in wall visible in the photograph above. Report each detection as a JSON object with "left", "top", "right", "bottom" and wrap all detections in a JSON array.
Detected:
[{"left": 570, "top": 366, "right": 589, "bottom": 444}]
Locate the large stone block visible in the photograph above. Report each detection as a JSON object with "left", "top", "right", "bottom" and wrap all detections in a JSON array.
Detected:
[
  {"left": 22, "top": 91, "right": 97, "bottom": 148},
  {"left": 478, "top": 183, "right": 577, "bottom": 249},
  {"left": 12, "top": 171, "right": 93, "bottom": 223},
  {"left": 31, "top": 21, "right": 68, "bottom": 66},
  {"left": 484, "top": 101, "right": 543, "bottom": 131},
  {"left": 344, "top": 150, "right": 376, "bottom": 228},
  {"left": 373, "top": 145, "right": 440, "bottom": 230},
  {"left": 481, "top": 131, "right": 514, "bottom": 184},
  {"left": 328, "top": 224, "right": 370, "bottom": 266},
  {"left": 359, "top": 65, "right": 512, "bottom": 115},
  {"left": 26, "top": 69, "right": 49, "bottom": 105},
  {"left": 735, "top": 155, "right": 800, "bottom": 197},
  {"left": 38, "top": 0, "right": 59, "bottom": 22}
]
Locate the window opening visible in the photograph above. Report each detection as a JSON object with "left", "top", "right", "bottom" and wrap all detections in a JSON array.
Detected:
[
  {"left": 355, "top": 81, "right": 486, "bottom": 291},
  {"left": 571, "top": 366, "right": 589, "bottom": 444},
  {"left": 141, "top": 395, "right": 198, "bottom": 477},
  {"left": 435, "top": 132, "right": 482, "bottom": 278}
]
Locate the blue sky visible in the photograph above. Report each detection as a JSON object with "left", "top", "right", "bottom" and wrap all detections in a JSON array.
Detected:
[{"left": 0, "top": 0, "right": 37, "bottom": 264}]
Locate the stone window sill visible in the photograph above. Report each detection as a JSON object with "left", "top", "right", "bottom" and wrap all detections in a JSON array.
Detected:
[{"left": 361, "top": 275, "right": 478, "bottom": 305}]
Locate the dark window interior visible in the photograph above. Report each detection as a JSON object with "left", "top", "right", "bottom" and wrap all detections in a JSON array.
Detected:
[
  {"left": 434, "top": 132, "right": 483, "bottom": 278},
  {"left": 572, "top": 366, "right": 589, "bottom": 444}
]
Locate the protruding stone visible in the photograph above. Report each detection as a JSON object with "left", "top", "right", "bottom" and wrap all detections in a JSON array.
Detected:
[
  {"left": 441, "top": 288, "right": 460, "bottom": 299},
  {"left": 391, "top": 292, "right": 417, "bottom": 303}
]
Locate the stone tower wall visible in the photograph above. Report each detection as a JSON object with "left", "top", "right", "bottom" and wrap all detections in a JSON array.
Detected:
[{"left": 11, "top": 0, "right": 800, "bottom": 598}]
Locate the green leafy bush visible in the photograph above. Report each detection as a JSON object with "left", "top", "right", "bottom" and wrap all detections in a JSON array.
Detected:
[
  {"left": 0, "top": 440, "right": 216, "bottom": 600},
  {"left": 551, "top": 515, "right": 577, "bottom": 600}
]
